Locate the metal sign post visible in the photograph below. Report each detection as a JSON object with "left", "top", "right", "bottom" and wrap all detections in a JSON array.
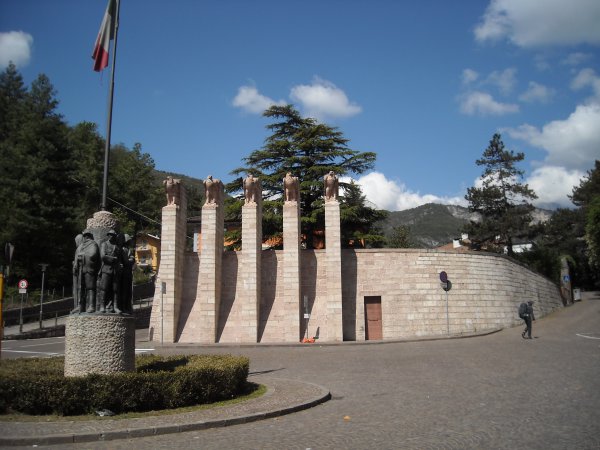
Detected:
[
  {"left": 39, "top": 264, "right": 48, "bottom": 329},
  {"left": 19, "top": 293, "right": 24, "bottom": 333},
  {"left": 303, "top": 295, "right": 309, "bottom": 340},
  {"left": 0, "top": 268, "right": 4, "bottom": 355},
  {"left": 439, "top": 271, "right": 452, "bottom": 335},
  {"left": 161, "top": 282, "right": 166, "bottom": 345},
  {"left": 445, "top": 289, "right": 450, "bottom": 335},
  {"left": 18, "top": 279, "right": 27, "bottom": 334}
]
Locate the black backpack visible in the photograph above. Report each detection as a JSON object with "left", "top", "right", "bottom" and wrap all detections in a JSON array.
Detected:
[{"left": 518, "top": 302, "right": 528, "bottom": 319}]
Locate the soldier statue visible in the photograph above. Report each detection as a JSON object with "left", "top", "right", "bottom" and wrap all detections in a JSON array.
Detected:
[
  {"left": 71, "top": 229, "right": 100, "bottom": 313},
  {"left": 97, "top": 229, "right": 123, "bottom": 313}
]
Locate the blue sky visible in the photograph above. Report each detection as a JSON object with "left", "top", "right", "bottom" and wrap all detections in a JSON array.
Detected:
[{"left": 1, "top": 0, "right": 599, "bottom": 211}]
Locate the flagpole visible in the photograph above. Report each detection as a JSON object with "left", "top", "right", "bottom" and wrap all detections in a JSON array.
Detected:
[{"left": 101, "top": 0, "right": 121, "bottom": 211}]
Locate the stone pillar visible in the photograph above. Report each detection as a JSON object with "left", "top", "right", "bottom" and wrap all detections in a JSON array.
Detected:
[
  {"left": 86, "top": 210, "right": 120, "bottom": 242},
  {"left": 283, "top": 197, "right": 301, "bottom": 342},
  {"left": 325, "top": 199, "right": 343, "bottom": 341},
  {"left": 179, "top": 178, "right": 224, "bottom": 343},
  {"left": 149, "top": 184, "right": 187, "bottom": 343},
  {"left": 239, "top": 196, "right": 262, "bottom": 342},
  {"left": 65, "top": 315, "right": 135, "bottom": 376}
]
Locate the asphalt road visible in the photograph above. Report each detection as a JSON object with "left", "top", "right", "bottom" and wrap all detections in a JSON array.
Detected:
[
  {"left": 1, "top": 328, "right": 156, "bottom": 359},
  {"left": 3, "top": 293, "right": 600, "bottom": 449}
]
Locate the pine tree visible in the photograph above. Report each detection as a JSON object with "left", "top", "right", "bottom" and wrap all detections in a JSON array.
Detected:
[
  {"left": 464, "top": 133, "right": 537, "bottom": 256},
  {"left": 227, "top": 105, "right": 377, "bottom": 248},
  {"left": 571, "top": 160, "right": 600, "bottom": 276},
  {"left": 0, "top": 69, "right": 79, "bottom": 284},
  {"left": 386, "top": 225, "right": 413, "bottom": 248},
  {"left": 340, "top": 181, "right": 387, "bottom": 247}
]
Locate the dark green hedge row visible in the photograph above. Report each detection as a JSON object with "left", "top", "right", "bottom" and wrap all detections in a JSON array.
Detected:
[{"left": 0, "top": 354, "right": 249, "bottom": 416}]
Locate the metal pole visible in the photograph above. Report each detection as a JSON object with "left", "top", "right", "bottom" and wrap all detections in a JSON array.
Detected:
[
  {"left": 100, "top": 0, "right": 121, "bottom": 210},
  {"left": 39, "top": 264, "right": 48, "bottom": 329},
  {"left": 160, "top": 281, "right": 166, "bottom": 345},
  {"left": 19, "top": 293, "right": 24, "bottom": 333},
  {"left": 446, "top": 290, "right": 449, "bottom": 335},
  {"left": 0, "top": 269, "right": 4, "bottom": 356}
]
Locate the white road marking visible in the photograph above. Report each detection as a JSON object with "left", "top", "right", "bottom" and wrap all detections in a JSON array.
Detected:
[
  {"left": 576, "top": 333, "right": 600, "bottom": 340},
  {"left": 3, "top": 350, "right": 61, "bottom": 355},
  {"left": 18, "top": 340, "right": 64, "bottom": 348},
  {"left": 136, "top": 348, "right": 155, "bottom": 353}
]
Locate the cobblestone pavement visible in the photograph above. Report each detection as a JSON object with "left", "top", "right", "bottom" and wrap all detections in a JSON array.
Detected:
[{"left": 10, "top": 293, "right": 600, "bottom": 449}]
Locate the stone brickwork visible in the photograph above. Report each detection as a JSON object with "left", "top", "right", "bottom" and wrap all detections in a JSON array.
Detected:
[
  {"left": 178, "top": 191, "right": 224, "bottom": 343},
  {"left": 341, "top": 249, "right": 563, "bottom": 340},
  {"left": 217, "top": 202, "right": 262, "bottom": 342},
  {"left": 148, "top": 185, "right": 187, "bottom": 343},
  {"left": 64, "top": 314, "right": 135, "bottom": 376},
  {"left": 278, "top": 202, "right": 301, "bottom": 342},
  {"left": 324, "top": 201, "right": 343, "bottom": 341},
  {"left": 152, "top": 178, "right": 564, "bottom": 344}
]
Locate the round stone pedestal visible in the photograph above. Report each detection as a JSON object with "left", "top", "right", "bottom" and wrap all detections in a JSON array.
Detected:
[{"left": 64, "top": 314, "right": 135, "bottom": 377}]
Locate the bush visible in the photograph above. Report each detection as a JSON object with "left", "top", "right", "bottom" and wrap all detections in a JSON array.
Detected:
[{"left": 0, "top": 354, "right": 249, "bottom": 416}]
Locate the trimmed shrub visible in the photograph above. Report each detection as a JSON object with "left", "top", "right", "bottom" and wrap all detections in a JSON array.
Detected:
[{"left": 0, "top": 354, "right": 249, "bottom": 416}]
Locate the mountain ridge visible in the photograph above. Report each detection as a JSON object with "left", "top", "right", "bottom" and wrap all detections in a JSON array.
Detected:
[{"left": 377, "top": 203, "right": 553, "bottom": 248}]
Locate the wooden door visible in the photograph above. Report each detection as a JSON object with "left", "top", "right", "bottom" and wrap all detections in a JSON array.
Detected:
[{"left": 364, "top": 296, "right": 382, "bottom": 340}]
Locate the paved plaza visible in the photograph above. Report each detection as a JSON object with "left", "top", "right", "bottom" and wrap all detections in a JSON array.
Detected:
[{"left": 2, "top": 292, "right": 599, "bottom": 449}]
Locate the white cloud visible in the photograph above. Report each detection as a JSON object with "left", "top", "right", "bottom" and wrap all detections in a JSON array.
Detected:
[
  {"left": 571, "top": 68, "right": 600, "bottom": 100},
  {"left": 232, "top": 85, "right": 285, "bottom": 114},
  {"left": 562, "top": 52, "right": 593, "bottom": 66},
  {"left": 487, "top": 68, "right": 517, "bottom": 95},
  {"left": 533, "top": 54, "right": 551, "bottom": 71},
  {"left": 290, "top": 77, "right": 362, "bottom": 120},
  {"left": 475, "top": 0, "right": 600, "bottom": 47},
  {"left": 459, "top": 91, "right": 519, "bottom": 115},
  {"left": 519, "top": 81, "right": 555, "bottom": 103},
  {"left": 462, "top": 68, "right": 479, "bottom": 85},
  {"left": 505, "top": 102, "right": 600, "bottom": 170},
  {"left": 352, "top": 172, "right": 466, "bottom": 211},
  {"left": 526, "top": 166, "right": 585, "bottom": 208},
  {"left": 0, "top": 31, "right": 33, "bottom": 68}
]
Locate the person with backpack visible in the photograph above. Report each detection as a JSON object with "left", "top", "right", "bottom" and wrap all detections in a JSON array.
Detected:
[{"left": 519, "top": 300, "right": 535, "bottom": 339}]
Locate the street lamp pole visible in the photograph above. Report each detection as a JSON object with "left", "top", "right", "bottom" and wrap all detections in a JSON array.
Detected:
[{"left": 39, "top": 264, "right": 48, "bottom": 329}]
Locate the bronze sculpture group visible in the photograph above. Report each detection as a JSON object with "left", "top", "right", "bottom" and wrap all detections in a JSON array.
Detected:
[{"left": 71, "top": 229, "right": 135, "bottom": 315}]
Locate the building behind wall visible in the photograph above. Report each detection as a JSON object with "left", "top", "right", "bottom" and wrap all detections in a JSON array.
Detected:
[
  {"left": 149, "top": 179, "right": 564, "bottom": 344},
  {"left": 135, "top": 233, "right": 160, "bottom": 273}
]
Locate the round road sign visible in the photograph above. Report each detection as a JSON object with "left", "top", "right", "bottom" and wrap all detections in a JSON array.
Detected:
[{"left": 18, "top": 279, "right": 28, "bottom": 289}]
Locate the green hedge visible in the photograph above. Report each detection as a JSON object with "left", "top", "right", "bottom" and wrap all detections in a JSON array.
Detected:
[{"left": 0, "top": 354, "right": 249, "bottom": 416}]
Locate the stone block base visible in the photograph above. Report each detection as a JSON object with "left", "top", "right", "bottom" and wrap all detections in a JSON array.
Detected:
[{"left": 64, "top": 314, "right": 135, "bottom": 377}]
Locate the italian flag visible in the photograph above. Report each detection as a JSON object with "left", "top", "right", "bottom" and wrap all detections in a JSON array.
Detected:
[{"left": 92, "top": 0, "right": 116, "bottom": 72}]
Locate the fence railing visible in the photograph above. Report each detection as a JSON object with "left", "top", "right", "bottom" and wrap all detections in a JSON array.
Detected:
[{"left": 2, "top": 282, "right": 155, "bottom": 328}]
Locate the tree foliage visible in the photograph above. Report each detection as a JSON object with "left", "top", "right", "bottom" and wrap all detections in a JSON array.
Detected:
[
  {"left": 571, "top": 160, "right": 600, "bottom": 276},
  {"left": 464, "top": 133, "right": 537, "bottom": 256},
  {"left": 340, "top": 181, "right": 387, "bottom": 248},
  {"left": 0, "top": 65, "right": 77, "bottom": 284},
  {"left": 386, "top": 225, "right": 413, "bottom": 248},
  {"left": 227, "top": 105, "right": 382, "bottom": 248},
  {"left": 0, "top": 65, "right": 163, "bottom": 287},
  {"left": 515, "top": 161, "right": 600, "bottom": 288}
]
